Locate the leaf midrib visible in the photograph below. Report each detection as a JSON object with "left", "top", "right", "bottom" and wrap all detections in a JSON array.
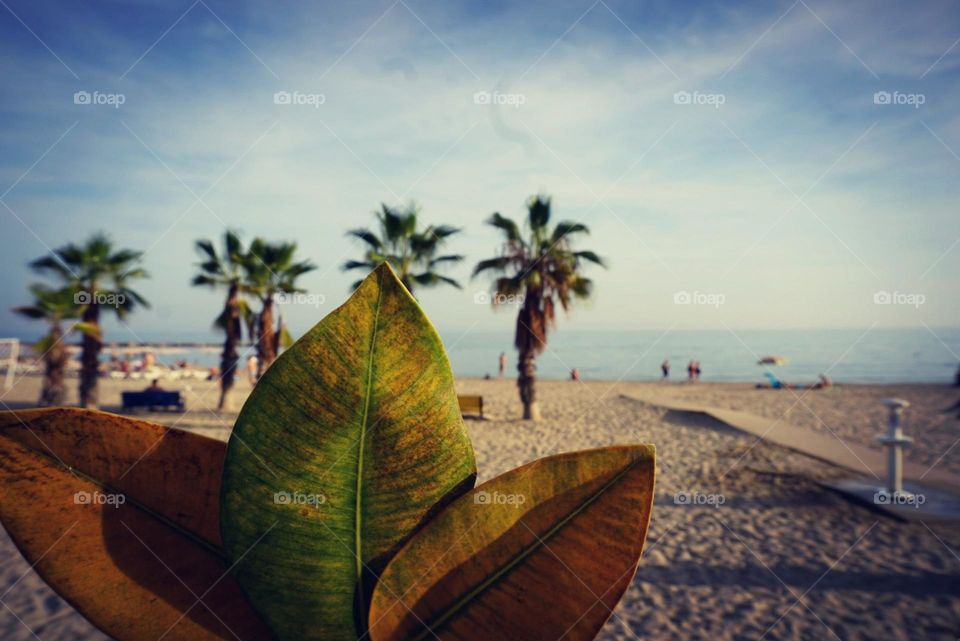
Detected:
[
  {"left": 0, "top": 433, "right": 224, "bottom": 559},
  {"left": 409, "top": 460, "right": 641, "bottom": 641},
  {"left": 355, "top": 269, "right": 385, "bottom": 619}
]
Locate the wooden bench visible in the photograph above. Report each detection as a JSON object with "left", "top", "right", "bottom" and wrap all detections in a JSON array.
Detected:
[
  {"left": 458, "top": 395, "right": 484, "bottom": 419},
  {"left": 122, "top": 391, "right": 185, "bottom": 412}
]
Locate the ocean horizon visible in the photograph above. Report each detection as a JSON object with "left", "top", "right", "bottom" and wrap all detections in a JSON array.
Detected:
[{"left": 11, "top": 327, "right": 958, "bottom": 385}]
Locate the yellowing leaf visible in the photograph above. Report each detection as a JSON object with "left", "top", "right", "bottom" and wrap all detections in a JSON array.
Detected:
[
  {"left": 368, "top": 445, "right": 656, "bottom": 641},
  {"left": 0, "top": 408, "right": 273, "bottom": 641},
  {"left": 220, "top": 262, "right": 477, "bottom": 641}
]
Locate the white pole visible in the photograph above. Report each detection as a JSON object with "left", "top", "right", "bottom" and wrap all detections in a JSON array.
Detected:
[
  {"left": 2, "top": 339, "right": 18, "bottom": 391},
  {"left": 879, "top": 398, "right": 911, "bottom": 494}
]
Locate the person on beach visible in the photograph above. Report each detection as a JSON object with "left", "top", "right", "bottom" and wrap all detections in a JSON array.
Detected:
[
  {"left": 499, "top": 352, "right": 507, "bottom": 378},
  {"left": 694, "top": 361, "right": 702, "bottom": 380},
  {"left": 144, "top": 378, "right": 164, "bottom": 393},
  {"left": 570, "top": 368, "right": 581, "bottom": 381},
  {"left": 247, "top": 355, "right": 258, "bottom": 385},
  {"left": 661, "top": 359, "right": 670, "bottom": 379},
  {"left": 687, "top": 361, "right": 694, "bottom": 382}
]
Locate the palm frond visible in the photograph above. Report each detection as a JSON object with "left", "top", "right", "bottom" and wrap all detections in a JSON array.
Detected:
[
  {"left": 551, "top": 222, "right": 589, "bottom": 243},
  {"left": 346, "top": 229, "right": 383, "bottom": 249},
  {"left": 472, "top": 256, "right": 511, "bottom": 278},
  {"left": 412, "top": 272, "right": 462, "bottom": 289},
  {"left": 343, "top": 259, "right": 376, "bottom": 272},
  {"left": 486, "top": 213, "right": 521, "bottom": 242},
  {"left": 574, "top": 250, "right": 606, "bottom": 267},
  {"left": 12, "top": 306, "right": 46, "bottom": 319},
  {"left": 195, "top": 239, "right": 219, "bottom": 262},
  {"left": 429, "top": 225, "right": 460, "bottom": 239},
  {"left": 429, "top": 254, "right": 464, "bottom": 267}
]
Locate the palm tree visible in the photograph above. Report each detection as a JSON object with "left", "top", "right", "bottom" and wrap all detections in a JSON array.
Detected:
[
  {"left": 12, "top": 284, "right": 86, "bottom": 406},
  {"left": 192, "top": 230, "right": 255, "bottom": 410},
  {"left": 243, "top": 239, "right": 316, "bottom": 377},
  {"left": 343, "top": 203, "right": 463, "bottom": 293},
  {"left": 29, "top": 233, "right": 149, "bottom": 408},
  {"left": 473, "top": 195, "right": 605, "bottom": 420}
]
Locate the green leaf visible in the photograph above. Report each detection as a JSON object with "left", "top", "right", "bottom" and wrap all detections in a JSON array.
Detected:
[
  {"left": 220, "top": 262, "right": 477, "bottom": 641},
  {"left": 368, "top": 445, "right": 656, "bottom": 641}
]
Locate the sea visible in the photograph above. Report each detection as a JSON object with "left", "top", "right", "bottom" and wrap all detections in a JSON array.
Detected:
[{"left": 44, "top": 327, "right": 960, "bottom": 385}]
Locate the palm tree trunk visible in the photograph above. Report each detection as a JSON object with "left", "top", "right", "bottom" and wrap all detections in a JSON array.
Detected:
[
  {"left": 517, "top": 349, "right": 541, "bottom": 420},
  {"left": 40, "top": 323, "right": 67, "bottom": 407},
  {"left": 79, "top": 303, "right": 101, "bottom": 409},
  {"left": 218, "top": 283, "right": 241, "bottom": 410},
  {"left": 257, "top": 298, "right": 275, "bottom": 377}
]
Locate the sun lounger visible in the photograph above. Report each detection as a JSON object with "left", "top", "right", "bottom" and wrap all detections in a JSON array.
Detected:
[
  {"left": 121, "top": 391, "right": 185, "bottom": 412},
  {"left": 458, "top": 394, "right": 484, "bottom": 418}
]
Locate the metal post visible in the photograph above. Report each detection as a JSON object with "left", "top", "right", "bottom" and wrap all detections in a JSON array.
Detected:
[{"left": 879, "top": 398, "right": 911, "bottom": 495}]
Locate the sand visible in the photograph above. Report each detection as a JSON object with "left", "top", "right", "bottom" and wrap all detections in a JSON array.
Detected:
[{"left": 1, "top": 374, "right": 959, "bottom": 640}]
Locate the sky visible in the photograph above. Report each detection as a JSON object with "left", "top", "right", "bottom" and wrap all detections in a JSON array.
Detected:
[{"left": 1, "top": 0, "right": 958, "bottom": 344}]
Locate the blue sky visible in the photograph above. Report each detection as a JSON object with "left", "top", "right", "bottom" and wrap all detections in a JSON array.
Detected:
[{"left": 1, "top": 0, "right": 958, "bottom": 344}]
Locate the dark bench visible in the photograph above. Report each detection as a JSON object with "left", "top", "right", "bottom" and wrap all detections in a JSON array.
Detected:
[
  {"left": 122, "top": 391, "right": 185, "bottom": 412},
  {"left": 458, "top": 395, "right": 484, "bottom": 419}
]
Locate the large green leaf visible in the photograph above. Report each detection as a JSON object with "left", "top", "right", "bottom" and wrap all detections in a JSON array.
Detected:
[
  {"left": 368, "top": 445, "right": 656, "bottom": 641},
  {"left": 220, "top": 262, "right": 477, "bottom": 641}
]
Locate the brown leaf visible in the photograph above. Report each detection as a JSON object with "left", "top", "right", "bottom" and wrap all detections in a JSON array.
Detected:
[
  {"left": 368, "top": 445, "right": 656, "bottom": 641},
  {"left": 0, "top": 408, "right": 273, "bottom": 641}
]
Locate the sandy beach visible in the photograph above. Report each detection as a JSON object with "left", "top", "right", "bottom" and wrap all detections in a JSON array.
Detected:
[{"left": 1, "top": 375, "right": 959, "bottom": 640}]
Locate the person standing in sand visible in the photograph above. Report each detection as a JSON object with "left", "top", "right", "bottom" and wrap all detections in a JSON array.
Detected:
[
  {"left": 498, "top": 352, "right": 507, "bottom": 378},
  {"left": 247, "top": 355, "right": 258, "bottom": 385},
  {"left": 661, "top": 359, "right": 670, "bottom": 379}
]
